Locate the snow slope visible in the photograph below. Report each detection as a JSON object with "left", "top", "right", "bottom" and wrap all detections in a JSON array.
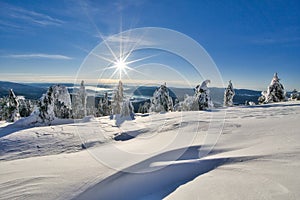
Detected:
[{"left": 0, "top": 101, "right": 300, "bottom": 200}]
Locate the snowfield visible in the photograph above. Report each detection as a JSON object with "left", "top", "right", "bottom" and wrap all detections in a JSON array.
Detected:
[{"left": 0, "top": 101, "right": 300, "bottom": 200}]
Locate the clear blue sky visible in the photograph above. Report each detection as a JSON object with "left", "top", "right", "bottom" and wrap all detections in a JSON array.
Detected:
[{"left": 0, "top": 0, "right": 299, "bottom": 90}]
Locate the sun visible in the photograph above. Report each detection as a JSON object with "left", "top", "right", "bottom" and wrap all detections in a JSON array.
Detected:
[
  {"left": 115, "top": 59, "right": 127, "bottom": 70},
  {"left": 92, "top": 33, "right": 154, "bottom": 81}
]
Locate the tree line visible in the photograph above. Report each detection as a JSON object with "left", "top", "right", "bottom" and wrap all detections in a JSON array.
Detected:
[{"left": 0, "top": 73, "right": 299, "bottom": 124}]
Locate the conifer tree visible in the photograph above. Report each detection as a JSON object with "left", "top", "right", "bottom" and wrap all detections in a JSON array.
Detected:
[
  {"left": 196, "top": 80, "right": 214, "bottom": 110},
  {"left": 138, "top": 101, "right": 150, "bottom": 114},
  {"left": 98, "top": 92, "right": 111, "bottom": 116},
  {"left": 224, "top": 80, "right": 235, "bottom": 106},
  {"left": 290, "top": 89, "right": 299, "bottom": 100},
  {"left": 149, "top": 83, "right": 173, "bottom": 112},
  {"left": 259, "top": 73, "right": 286, "bottom": 104},
  {"left": 19, "top": 98, "right": 33, "bottom": 117},
  {"left": 52, "top": 85, "right": 72, "bottom": 119},
  {"left": 7, "top": 89, "right": 20, "bottom": 122},
  {"left": 38, "top": 86, "right": 55, "bottom": 124},
  {"left": 73, "top": 80, "right": 87, "bottom": 118},
  {"left": 112, "top": 81, "right": 124, "bottom": 115}
]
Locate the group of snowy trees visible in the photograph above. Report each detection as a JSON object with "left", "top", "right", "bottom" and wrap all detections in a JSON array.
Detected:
[
  {"left": 224, "top": 72, "right": 296, "bottom": 106},
  {"left": 1, "top": 72, "right": 297, "bottom": 124},
  {"left": 224, "top": 72, "right": 291, "bottom": 106},
  {"left": 33, "top": 85, "right": 73, "bottom": 124},
  {"left": 34, "top": 81, "right": 91, "bottom": 124},
  {"left": 32, "top": 80, "right": 135, "bottom": 124},
  {"left": 0, "top": 80, "right": 134, "bottom": 124},
  {"left": 176, "top": 80, "right": 214, "bottom": 111},
  {"left": 0, "top": 83, "right": 83, "bottom": 124},
  {"left": 107, "top": 72, "right": 295, "bottom": 118},
  {"left": 144, "top": 80, "right": 215, "bottom": 113},
  {"left": 0, "top": 89, "right": 21, "bottom": 122},
  {"left": 0, "top": 89, "right": 35, "bottom": 122}
]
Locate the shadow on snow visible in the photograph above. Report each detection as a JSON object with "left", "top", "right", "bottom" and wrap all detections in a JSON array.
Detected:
[{"left": 74, "top": 146, "right": 261, "bottom": 200}]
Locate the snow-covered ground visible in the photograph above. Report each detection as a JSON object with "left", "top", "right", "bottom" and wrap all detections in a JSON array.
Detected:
[{"left": 0, "top": 101, "right": 300, "bottom": 200}]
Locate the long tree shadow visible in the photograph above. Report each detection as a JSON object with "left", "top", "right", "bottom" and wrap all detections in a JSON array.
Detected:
[{"left": 74, "top": 146, "right": 261, "bottom": 200}]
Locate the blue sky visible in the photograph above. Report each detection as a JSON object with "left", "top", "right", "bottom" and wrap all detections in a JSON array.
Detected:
[{"left": 0, "top": 0, "right": 299, "bottom": 90}]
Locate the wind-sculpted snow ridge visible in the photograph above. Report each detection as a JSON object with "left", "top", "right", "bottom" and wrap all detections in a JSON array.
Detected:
[
  {"left": 0, "top": 117, "right": 106, "bottom": 161},
  {"left": 0, "top": 101, "right": 300, "bottom": 200}
]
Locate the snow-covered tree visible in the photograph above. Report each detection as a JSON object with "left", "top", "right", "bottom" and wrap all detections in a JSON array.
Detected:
[
  {"left": 6, "top": 89, "right": 20, "bottom": 122},
  {"left": 258, "top": 91, "right": 267, "bottom": 104},
  {"left": 37, "top": 86, "right": 56, "bottom": 124},
  {"left": 196, "top": 80, "right": 214, "bottom": 110},
  {"left": 98, "top": 92, "right": 111, "bottom": 116},
  {"left": 138, "top": 101, "right": 150, "bottom": 114},
  {"left": 121, "top": 99, "right": 134, "bottom": 117},
  {"left": 179, "top": 80, "right": 213, "bottom": 111},
  {"left": 16, "top": 85, "right": 71, "bottom": 125},
  {"left": 52, "top": 85, "right": 72, "bottom": 119},
  {"left": 290, "top": 89, "right": 299, "bottom": 101},
  {"left": 72, "top": 80, "right": 87, "bottom": 118},
  {"left": 0, "top": 97, "right": 7, "bottom": 120},
  {"left": 150, "top": 83, "right": 174, "bottom": 112},
  {"left": 18, "top": 97, "right": 33, "bottom": 117},
  {"left": 179, "top": 94, "right": 199, "bottom": 111},
  {"left": 173, "top": 99, "right": 180, "bottom": 111},
  {"left": 259, "top": 73, "right": 286, "bottom": 104},
  {"left": 224, "top": 80, "right": 235, "bottom": 106},
  {"left": 111, "top": 80, "right": 124, "bottom": 115},
  {"left": 110, "top": 80, "right": 134, "bottom": 124}
]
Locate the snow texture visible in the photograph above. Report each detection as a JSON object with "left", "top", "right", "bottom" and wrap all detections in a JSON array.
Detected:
[{"left": 0, "top": 101, "right": 300, "bottom": 200}]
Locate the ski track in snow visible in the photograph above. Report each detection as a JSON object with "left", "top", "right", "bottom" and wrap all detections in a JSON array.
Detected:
[{"left": 0, "top": 101, "right": 300, "bottom": 199}]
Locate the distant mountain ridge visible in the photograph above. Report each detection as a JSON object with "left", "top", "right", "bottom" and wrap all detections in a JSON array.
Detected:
[
  {"left": 0, "top": 81, "right": 47, "bottom": 100},
  {"left": 0, "top": 81, "right": 262, "bottom": 105}
]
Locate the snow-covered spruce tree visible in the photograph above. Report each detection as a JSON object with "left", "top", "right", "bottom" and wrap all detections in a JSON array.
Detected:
[
  {"left": 179, "top": 94, "right": 199, "bottom": 111},
  {"left": 138, "top": 104, "right": 143, "bottom": 113},
  {"left": 149, "top": 83, "right": 174, "bottom": 112},
  {"left": 98, "top": 92, "right": 111, "bottom": 116},
  {"left": 111, "top": 80, "right": 134, "bottom": 119},
  {"left": 138, "top": 101, "right": 150, "bottom": 114},
  {"left": 179, "top": 80, "right": 213, "bottom": 111},
  {"left": 18, "top": 97, "right": 33, "bottom": 117},
  {"left": 290, "top": 89, "right": 299, "bottom": 101},
  {"left": 37, "top": 86, "right": 56, "bottom": 124},
  {"left": 0, "top": 97, "right": 7, "bottom": 120},
  {"left": 52, "top": 85, "right": 72, "bottom": 119},
  {"left": 259, "top": 73, "right": 286, "bottom": 104},
  {"left": 72, "top": 80, "right": 87, "bottom": 118},
  {"left": 121, "top": 99, "right": 134, "bottom": 118},
  {"left": 258, "top": 91, "right": 267, "bottom": 104},
  {"left": 6, "top": 89, "right": 20, "bottom": 122},
  {"left": 224, "top": 80, "right": 235, "bottom": 106},
  {"left": 173, "top": 99, "right": 180, "bottom": 111},
  {"left": 196, "top": 80, "right": 214, "bottom": 110},
  {"left": 111, "top": 80, "right": 124, "bottom": 115}
]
